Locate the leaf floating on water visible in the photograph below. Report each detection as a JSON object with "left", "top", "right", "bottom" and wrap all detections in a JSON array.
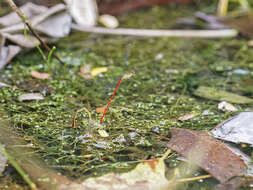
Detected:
[
  {"left": 80, "top": 64, "right": 91, "bottom": 74},
  {"left": 167, "top": 128, "right": 248, "bottom": 183},
  {"left": 178, "top": 113, "right": 195, "bottom": 121},
  {"left": 194, "top": 86, "right": 253, "bottom": 104},
  {"left": 90, "top": 67, "right": 108, "bottom": 77},
  {"left": 76, "top": 158, "right": 171, "bottom": 190},
  {"left": 98, "top": 129, "right": 109, "bottom": 138},
  {"left": 99, "top": 14, "right": 119, "bottom": 29},
  {"left": 0, "top": 144, "right": 7, "bottom": 175},
  {"left": 0, "top": 82, "right": 10, "bottom": 88},
  {"left": 218, "top": 101, "right": 237, "bottom": 112},
  {"left": 18, "top": 93, "right": 44, "bottom": 101},
  {"left": 211, "top": 112, "right": 253, "bottom": 145},
  {"left": 30, "top": 70, "right": 51, "bottom": 79},
  {"left": 96, "top": 106, "right": 106, "bottom": 113}
]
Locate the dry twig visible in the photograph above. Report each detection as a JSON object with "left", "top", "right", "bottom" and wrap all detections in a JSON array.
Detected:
[
  {"left": 4, "top": 0, "right": 64, "bottom": 64},
  {"left": 72, "top": 25, "right": 238, "bottom": 38},
  {"left": 72, "top": 107, "right": 92, "bottom": 128}
]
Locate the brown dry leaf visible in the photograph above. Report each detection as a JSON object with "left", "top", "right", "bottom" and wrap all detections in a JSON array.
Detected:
[
  {"left": 31, "top": 70, "right": 51, "bottom": 79},
  {"left": 178, "top": 113, "right": 195, "bottom": 121},
  {"left": 79, "top": 72, "right": 93, "bottom": 79},
  {"left": 80, "top": 64, "right": 91, "bottom": 74},
  {"left": 96, "top": 106, "right": 106, "bottom": 113},
  {"left": 167, "top": 128, "right": 248, "bottom": 183},
  {"left": 220, "top": 15, "right": 253, "bottom": 38},
  {"left": 18, "top": 93, "right": 44, "bottom": 101}
]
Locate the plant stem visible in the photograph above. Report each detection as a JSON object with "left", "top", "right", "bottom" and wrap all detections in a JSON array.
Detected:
[
  {"left": 0, "top": 144, "right": 38, "bottom": 190},
  {"left": 100, "top": 78, "right": 123, "bottom": 123},
  {"left": 4, "top": 0, "right": 64, "bottom": 64}
]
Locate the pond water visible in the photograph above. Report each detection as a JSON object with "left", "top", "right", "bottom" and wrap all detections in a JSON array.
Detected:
[{"left": 0, "top": 1, "right": 253, "bottom": 189}]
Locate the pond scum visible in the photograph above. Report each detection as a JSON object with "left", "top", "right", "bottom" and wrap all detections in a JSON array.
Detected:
[{"left": 0, "top": 1, "right": 253, "bottom": 189}]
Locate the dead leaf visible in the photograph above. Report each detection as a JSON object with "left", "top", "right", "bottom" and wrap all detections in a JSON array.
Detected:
[
  {"left": 65, "top": 0, "right": 98, "bottom": 27},
  {"left": 80, "top": 64, "right": 91, "bottom": 74},
  {"left": 0, "top": 2, "right": 48, "bottom": 27},
  {"left": 0, "top": 44, "right": 20, "bottom": 70},
  {"left": 30, "top": 70, "right": 51, "bottom": 79},
  {"left": 0, "top": 46, "right": 8, "bottom": 70},
  {"left": 99, "top": 14, "right": 119, "bottom": 29},
  {"left": 178, "top": 113, "right": 195, "bottom": 121},
  {"left": 0, "top": 82, "right": 11, "bottom": 88},
  {"left": 96, "top": 106, "right": 106, "bottom": 113},
  {"left": 218, "top": 101, "right": 237, "bottom": 112},
  {"left": 35, "top": 12, "right": 71, "bottom": 38},
  {"left": 167, "top": 128, "right": 248, "bottom": 183},
  {"left": 18, "top": 80, "right": 53, "bottom": 94},
  {"left": 75, "top": 158, "right": 171, "bottom": 190},
  {"left": 211, "top": 112, "right": 253, "bottom": 145},
  {"left": 0, "top": 3, "right": 68, "bottom": 70},
  {"left": 220, "top": 15, "right": 253, "bottom": 38},
  {"left": 194, "top": 86, "right": 253, "bottom": 104},
  {"left": 98, "top": 129, "right": 109, "bottom": 138},
  {"left": 0, "top": 144, "right": 7, "bottom": 175},
  {"left": 79, "top": 72, "right": 93, "bottom": 79},
  {"left": 90, "top": 67, "right": 108, "bottom": 77},
  {"left": 248, "top": 40, "right": 253, "bottom": 46},
  {"left": 1, "top": 33, "right": 42, "bottom": 48},
  {"left": 18, "top": 93, "right": 44, "bottom": 101}
]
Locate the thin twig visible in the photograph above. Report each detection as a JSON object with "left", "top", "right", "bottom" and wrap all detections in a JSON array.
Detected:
[
  {"left": 161, "top": 149, "right": 171, "bottom": 160},
  {"left": 72, "top": 107, "right": 92, "bottom": 128},
  {"left": 4, "top": 0, "right": 64, "bottom": 64},
  {"left": 72, "top": 24, "right": 238, "bottom": 38},
  {"left": 177, "top": 174, "right": 212, "bottom": 182},
  {"left": 0, "top": 144, "right": 38, "bottom": 190}
]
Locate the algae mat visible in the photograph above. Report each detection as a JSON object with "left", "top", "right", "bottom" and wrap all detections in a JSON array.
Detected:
[{"left": 0, "top": 3, "right": 253, "bottom": 190}]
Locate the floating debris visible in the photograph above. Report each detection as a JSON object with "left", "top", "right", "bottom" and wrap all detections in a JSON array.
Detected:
[
  {"left": 90, "top": 67, "right": 108, "bottom": 77},
  {"left": 98, "top": 129, "right": 109, "bottom": 138},
  {"left": 99, "top": 14, "right": 119, "bottom": 29},
  {"left": 96, "top": 106, "right": 106, "bottom": 114},
  {"left": 154, "top": 53, "right": 164, "bottom": 61},
  {"left": 194, "top": 86, "right": 253, "bottom": 104},
  {"left": 78, "top": 158, "right": 170, "bottom": 190},
  {"left": 113, "top": 134, "right": 127, "bottom": 143},
  {"left": 178, "top": 113, "right": 195, "bottom": 121},
  {"left": 168, "top": 128, "right": 248, "bottom": 183},
  {"left": 30, "top": 70, "right": 51, "bottom": 79},
  {"left": 151, "top": 126, "right": 160, "bottom": 133},
  {"left": 65, "top": 0, "right": 98, "bottom": 27},
  {"left": 232, "top": 69, "right": 249, "bottom": 75},
  {"left": 0, "top": 82, "right": 10, "bottom": 88},
  {"left": 79, "top": 64, "right": 91, "bottom": 74},
  {"left": 202, "top": 110, "right": 214, "bottom": 116},
  {"left": 0, "top": 144, "right": 7, "bottom": 175},
  {"left": 218, "top": 101, "right": 237, "bottom": 112},
  {"left": 93, "top": 141, "right": 110, "bottom": 149},
  {"left": 211, "top": 112, "right": 253, "bottom": 145},
  {"left": 128, "top": 131, "right": 138, "bottom": 140},
  {"left": 18, "top": 93, "right": 44, "bottom": 101}
]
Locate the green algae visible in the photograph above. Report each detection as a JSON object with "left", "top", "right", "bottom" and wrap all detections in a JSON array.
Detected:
[{"left": 0, "top": 2, "right": 253, "bottom": 190}]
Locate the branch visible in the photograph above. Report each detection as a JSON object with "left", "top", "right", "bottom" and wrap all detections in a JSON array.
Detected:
[
  {"left": 4, "top": 0, "right": 64, "bottom": 64},
  {"left": 72, "top": 24, "right": 238, "bottom": 38}
]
